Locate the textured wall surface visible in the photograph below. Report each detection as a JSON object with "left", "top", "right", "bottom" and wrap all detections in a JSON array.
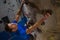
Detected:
[
  {"left": 0, "top": 0, "right": 19, "bottom": 32},
  {"left": 30, "top": 0, "right": 60, "bottom": 40}
]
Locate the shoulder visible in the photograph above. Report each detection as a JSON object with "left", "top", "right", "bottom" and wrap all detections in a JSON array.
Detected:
[{"left": 12, "top": 20, "right": 17, "bottom": 23}]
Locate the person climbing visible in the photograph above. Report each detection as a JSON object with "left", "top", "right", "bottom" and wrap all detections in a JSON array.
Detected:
[{"left": 0, "top": 0, "right": 52, "bottom": 40}]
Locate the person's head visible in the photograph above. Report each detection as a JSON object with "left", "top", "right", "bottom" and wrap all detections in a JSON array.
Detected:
[{"left": 5, "top": 23, "right": 18, "bottom": 32}]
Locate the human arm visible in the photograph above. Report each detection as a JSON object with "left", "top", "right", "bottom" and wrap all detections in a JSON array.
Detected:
[
  {"left": 26, "top": 13, "right": 51, "bottom": 34},
  {"left": 15, "top": 0, "right": 25, "bottom": 22},
  {"left": 26, "top": 18, "right": 44, "bottom": 34}
]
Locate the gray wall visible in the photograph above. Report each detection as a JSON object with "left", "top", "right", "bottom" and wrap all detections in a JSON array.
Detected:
[{"left": 0, "top": 0, "right": 20, "bottom": 32}]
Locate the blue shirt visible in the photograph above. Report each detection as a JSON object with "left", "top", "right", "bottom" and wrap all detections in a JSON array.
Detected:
[{"left": 0, "top": 16, "right": 30, "bottom": 40}]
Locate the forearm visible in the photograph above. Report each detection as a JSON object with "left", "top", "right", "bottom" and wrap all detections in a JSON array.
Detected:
[
  {"left": 26, "top": 18, "right": 44, "bottom": 34},
  {"left": 26, "top": 10, "right": 51, "bottom": 34},
  {"left": 15, "top": 2, "right": 24, "bottom": 22}
]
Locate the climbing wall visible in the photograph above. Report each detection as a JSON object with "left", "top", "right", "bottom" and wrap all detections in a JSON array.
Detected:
[
  {"left": 0, "top": 0, "right": 20, "bottom": 32},
  {"left": 0, "top": 0, "right": 60, "bottom": 40},
  {"left": 28, "top": 0, "right": 60, "bottom": 40}
]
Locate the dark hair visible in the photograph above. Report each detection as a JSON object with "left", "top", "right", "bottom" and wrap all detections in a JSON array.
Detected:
[
  {"left": 1, "top": 16, "right": 12, "bottom": 32},
  {"left": 5, "top": 23, "right": 12, "bottom": 32}
]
